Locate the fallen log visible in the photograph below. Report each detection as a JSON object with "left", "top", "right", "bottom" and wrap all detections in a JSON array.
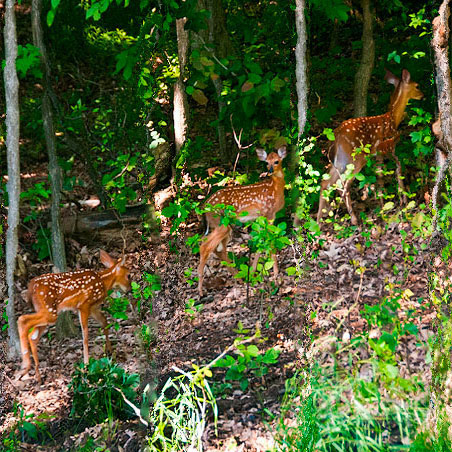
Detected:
[{"left": 60, "top": 203, "right": 149, "bottom": 235}]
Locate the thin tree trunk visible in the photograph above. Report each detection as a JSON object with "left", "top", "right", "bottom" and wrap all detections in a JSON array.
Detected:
[
  {"left": 295, "top": 0, "right": 308, "bottom": 140},
  {"left": 173, "top": 17, "right": 189, "bottom": 155},
  {"left": 4, "top": 0, "right": 21, "bottom": 358},
  {"left": 32, "top": 0, "right": 77, "bottom": 339},
  {"left": 293, "top": 0, "right": 309, "bottom": 227},
  {"left": 31, "top": 0, "right": 66, "bottom": 272},
  {"left": 353, "top": 0, "right": 375, "bottom": 117}
]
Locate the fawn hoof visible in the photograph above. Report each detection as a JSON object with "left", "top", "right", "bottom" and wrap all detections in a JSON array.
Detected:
[{"left": 17, "top": 366, "right": 30, "bottom": 381}]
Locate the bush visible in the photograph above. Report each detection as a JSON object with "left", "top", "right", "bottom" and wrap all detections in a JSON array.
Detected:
[{"left": 69, "top": 358, "right": 139, "bottom": 425}]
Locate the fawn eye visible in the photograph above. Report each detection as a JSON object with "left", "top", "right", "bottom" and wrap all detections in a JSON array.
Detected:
[{"left": 274, "top": 160, "right": 279, "bottom": 165}]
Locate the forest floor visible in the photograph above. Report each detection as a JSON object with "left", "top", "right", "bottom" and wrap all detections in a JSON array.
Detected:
[{"left": 1, "top": 166, "right": 434, "bottom": 451}]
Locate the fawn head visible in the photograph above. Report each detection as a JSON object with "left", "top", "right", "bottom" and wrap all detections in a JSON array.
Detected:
[
  {"left": 255, "top": 146, "right": 287, "bottom": 174},
  {"left": 100, "top": 250, "right": 131, "bottom": 291},
  {"left": 385, "top": 69, "right": 423, "bottom": 102}
]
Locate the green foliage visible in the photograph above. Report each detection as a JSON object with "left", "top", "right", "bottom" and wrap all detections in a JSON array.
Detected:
[
  {"left": 133, "top": 363, "right": 218, "bottom": 452},
  {"left": 272, "top": 357, "right": 427, "bottom": 451},
  {"left": 162, "top": 198, "right": 200, "bottom": 235},
  {"left": 213, "top": 330, "right": 280, "bottom": 391},
  {"left": 1, "top": 44, "right": 42, "bottom": 78},
  {"left": 33, "top": 227, "right": 51, "bottom": 260},
  {"left": 2, "top": 402, "right": 52, "bottom": 448},
  {"left": 410, "top": 420, "right": 452, "bottom": 451},
  {"left": 273, "top": 373, "right": 319, "bottom": 452},
  {"left": 131, "top": 271, "right": 161, "bottom": 314},
  {"left": 16, "top": 44, "right": 43, "bottom": 79},
  {"left": 310, "top": 0, "right": 349, "bottom": 22},
  {"left": 104, "top": 292, "right": 129, "bottom": 331},
  {"left": 21, "top": 183, "right": 51, "bottom": 221},
  {"left": 185, "top": 298, "right": 203, "bottom": 320},
  {"left": 139, "top": 323, "right": 156, "bottom": 350},
  {"left": 69, "top": 358, "right": 139, "bottom": 425},
  {"left": 232, "top": 216, "right": 291, "bottom": 290},
  {"left": 408, "top": 107, "right": 434, "bottom": 157}
]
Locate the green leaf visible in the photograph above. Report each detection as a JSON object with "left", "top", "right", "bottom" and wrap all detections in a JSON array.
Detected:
[
  {"left": 379, "top": 362, "right": 398, "bottom": 379},
  {"left": 248, "top": 73, "right": 262, "bottom": 84},
  {"left": 240, "top": 378, "right": 249, "bottom": 391},
  {"left": 192, "top": 89, "right": 208, "bottom": 105},
  {"left": 270, "top": 76, "right": 285, "bottom": 92},
  {"left": 47, "top": 10, "right": 55, "bottom": 26},
  {"left": 244, "top": 60, "right": 262, "bottom": 75},
  {"left": 286, "top": 266, "right": 297, "bottom": 276},
  {"left": 246, "top": 345, "right": 260, "bottom": 357}
]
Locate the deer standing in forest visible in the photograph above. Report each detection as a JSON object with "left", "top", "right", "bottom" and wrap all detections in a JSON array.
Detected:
[
  {"left": 198, "top": 147, "right": 287, "bottom": 297},
  {"left": 317, "top": 69, "right": 423, "bottom": 225},
  {"left": 17, "top": 250, "right": 130, "bottom": 384}
]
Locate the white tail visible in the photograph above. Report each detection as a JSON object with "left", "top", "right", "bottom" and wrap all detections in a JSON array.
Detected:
[
  {"left": 317, "top": 69, "right": 423, "bottom": 225},
  {"left": 17, "top": 250, "right": 130, "bottom": 384},
  {"left": 198, "top": 147, "right": 287, "bottom": 296}
]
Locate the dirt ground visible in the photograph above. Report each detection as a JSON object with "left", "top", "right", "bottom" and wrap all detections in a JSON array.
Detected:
[{"left": 0, "top": 203, "right": 433, "bottom": 450}]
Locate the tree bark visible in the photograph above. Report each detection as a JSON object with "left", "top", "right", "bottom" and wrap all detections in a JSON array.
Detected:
[
  {"left": 4, "top": 0, "right": 21, "bottom": 358},
  {"left": 32, "top": 0, "right": 77, "bottom": 339},
  {"left": 428, "top": 0, "right": 452, "bottom": 441},
  {"left": 173, "top": 17, "right": 189, "bottom": 155},
  {"left": 32, "top": 0, "right": 67, "bottom": 273},
  {"left": 195, "top": 0, "right": 233, "bottom": 159},
  {"left": 295, "top": 0, "right": 308, "bottom": 140},
  {"left": 353, "top": 0, "right": 375, "bottom": 118},
  {"left": 431, "top": 2, "right": 452, "bottom": 228}
]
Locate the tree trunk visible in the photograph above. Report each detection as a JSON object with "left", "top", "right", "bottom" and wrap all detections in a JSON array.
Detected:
[
  {"left": 173, "top": 17, "right": 189, "bottom": 156},
  {"left": 427, "top": 0, "right": 452, "bottom": 441},
  {"left": 4, "top": 0, "right": 21, "bottom": 358},
  {"left": 32, "top": 0, "right": 66, "bottom": 273},
  {"left": 353, "top": 0, "right": 375, "bottom": 118},
  {"left": 32, "top": 0, "right": 77, "bottom": 339},
  {"left": 207, "top": 0, "right": 231, "bottom": 158},
  {"left": 195, "top": 0, "right": 233, "bottom": 160},
  {"left": 292, "top": 0, "right": 309, "bottom": 227},
  {"left": 295, "top": 0, "right": 308, "bottom": 140}
]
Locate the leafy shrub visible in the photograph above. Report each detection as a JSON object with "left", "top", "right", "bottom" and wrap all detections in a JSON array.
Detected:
[
  {"left": 69, "top": 358, "right": 139, "bottom": 425},
  {"left": 273, "top": 364, "right": 428, "bottom": 452}
]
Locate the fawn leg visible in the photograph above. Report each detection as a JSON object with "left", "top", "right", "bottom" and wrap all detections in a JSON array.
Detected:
[{"left": 90, "top": 305, "right": 112, "bottom": 354}]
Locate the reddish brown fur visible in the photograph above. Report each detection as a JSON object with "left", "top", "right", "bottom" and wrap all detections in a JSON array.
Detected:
[
  {"left": 198, "top": 147, "right": 287, "bottom": 296},
  {"left": 317, "top": 69, "right": 423, "bottom": 225},
  {"left": 17, "top": 250, "right": 130, "bottom": 384}
]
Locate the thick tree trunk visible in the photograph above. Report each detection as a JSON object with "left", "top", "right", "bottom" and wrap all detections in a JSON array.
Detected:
[
  {"left": 431, "top": 2, "right": 452, "bottom": 227},
  {"left": 195, "top": 0, "right": 233, "bottom": 160},
  {"left": 353, "top": 0, "right": 375, "bottom": 118},
  {"left": 428, "top": 0, "right": 452, "bottom": 441},
  {"left": 4, "top": 0, "right": 21, "bottom": 358},
  {"left": 207, "top": 0, "right": 230, "bottom": 158},
  {"left": 173, "top": 17, "right": 189, "bottom": 155},
  {"left": 32, "top": 0, "right": 77, "bottom": 339}
]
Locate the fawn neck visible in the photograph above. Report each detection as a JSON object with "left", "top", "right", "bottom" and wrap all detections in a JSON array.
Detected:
[
  {"left": 99, "top": 266, "right": 118, "bottom": 292},
  {"left": 388, "top": 83, "right": 412, "bottom": 129}
]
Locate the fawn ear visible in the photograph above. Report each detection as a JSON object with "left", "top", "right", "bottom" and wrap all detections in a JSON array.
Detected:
[
  {"left": 277, "top": 147, "right": 287, "bottom": 159},
  {"left": 256, "top": 148, "right": 268, "bottom": 162},
  {"left": 384, "top": 69, "right": 399, "bottom": 87},
  {"left": 100, "top": 250, "right": 116, "bottom": 268},
  {"left": 401, "top": 68, "right": 411, "bottom": 83}
]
